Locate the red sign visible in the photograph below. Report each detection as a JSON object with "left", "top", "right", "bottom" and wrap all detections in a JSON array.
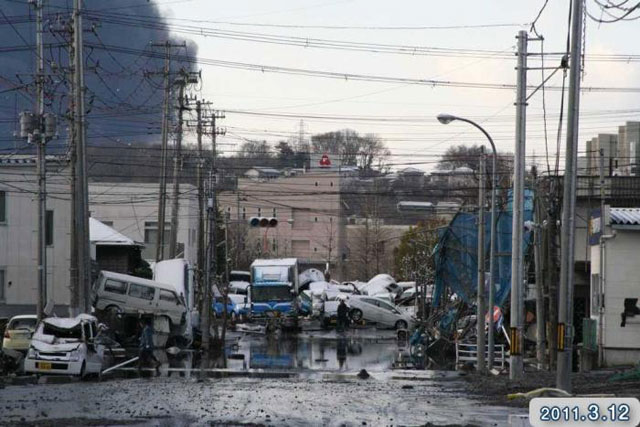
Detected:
[{"left": 319, "top": 154, "right": 331, "bottom": 167}]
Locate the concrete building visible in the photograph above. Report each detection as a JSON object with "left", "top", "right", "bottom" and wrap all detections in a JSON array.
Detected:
[
  {"left": 589, "top": 206, "right": 640, "bottom": 366},
  {"left": 89, "top": 182, "right": 198, "bottom": 266},
  {"left": 586, "top": 134, "right": 617, "bottom": 176},
  {"left": 218, "top": 171, "right": 347, "bottom": 277},
  {"left": 0, "top": 157, "right": 72, "bottom": 317}
]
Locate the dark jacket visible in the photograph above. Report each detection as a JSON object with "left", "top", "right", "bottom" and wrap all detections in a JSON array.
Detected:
[
  {"left": 139, "top": 324, "right": 154, "bottom": 350},
  {"left": 337, "top": 302, "right": 349, "bottom": 320}
]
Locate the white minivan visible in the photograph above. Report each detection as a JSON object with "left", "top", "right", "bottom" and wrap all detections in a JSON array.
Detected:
[{"left": 92, "top": 271, "right": 187, "bottom": 326}]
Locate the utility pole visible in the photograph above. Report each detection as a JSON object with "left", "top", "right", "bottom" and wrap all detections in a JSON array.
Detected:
[
  {"left": 510, "top": 30, "right": 528, "bottom": 379},
  {"left": 201, "top": 172, "right": 216, "bottom": 378},
  {"left": 196, "top": 100, "right": 206, "bottom": 310},
  {"left": 71, "top": 0, "right": 91, "bottom": 312},
  {"left": 598, "top": 148, "right": 605, "bottom": 366},
  {"left": 168, "top": 72, "right": 187, "bottom": 259},
  {"left": 557, "top": 0, "right": 584, "bottom": 393},
  {"left": 35, "top": 0, "right": 46, "bottom": 321},
  {"left": 533, "top": 168, "right": 546, "bottom": 370},
  {"left": 477, "top": 147, "right": 486, "bottom": 373},
  {"left": 150, "top": 42, "right": 185, "bottom": 262},
  {"left": 18, "top": 0, "right": 58, "bottom": 320}
]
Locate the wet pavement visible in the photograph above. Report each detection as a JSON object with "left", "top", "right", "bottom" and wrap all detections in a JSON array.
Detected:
[{"left": 0, "top": 331, "right": 527, "bottom": 426}]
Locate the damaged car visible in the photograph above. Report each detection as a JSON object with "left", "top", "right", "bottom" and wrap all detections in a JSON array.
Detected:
[{"left": 24, "top": 314, "right": 106, "bottom": 378}]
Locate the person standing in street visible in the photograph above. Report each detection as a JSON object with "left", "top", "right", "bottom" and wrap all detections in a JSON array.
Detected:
[
  {"left": 138, "top": 318, "right": 160, "bottom": 376},
  {"left": 336, "top": 298, "right": 349, "bottom": 333}
]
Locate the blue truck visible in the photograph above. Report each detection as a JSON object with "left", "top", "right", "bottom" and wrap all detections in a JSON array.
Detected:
[{"left": 248, "top": 258, "right": 300, "bottom": 327}]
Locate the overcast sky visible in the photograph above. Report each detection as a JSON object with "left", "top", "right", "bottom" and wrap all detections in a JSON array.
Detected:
[{"left": 154, "top": 0, "right": 640, "bottom": 172}]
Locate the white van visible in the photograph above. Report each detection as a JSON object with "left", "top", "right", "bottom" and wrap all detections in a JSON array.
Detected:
[{"left": 92, "top": 271, "right": 186, "bottom": 326}]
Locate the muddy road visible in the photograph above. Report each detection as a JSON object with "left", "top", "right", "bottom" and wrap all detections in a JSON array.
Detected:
[{"left": 0, "top": 373, "right": 525, "bottom": 426}]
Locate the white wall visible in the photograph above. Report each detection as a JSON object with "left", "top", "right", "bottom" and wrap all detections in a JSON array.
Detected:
[
  {"left": 599, "top": 229, "right": 640, "bottom": 366},
  {"left": 0, "top": 160, "right": 71, "bottom": 316}
]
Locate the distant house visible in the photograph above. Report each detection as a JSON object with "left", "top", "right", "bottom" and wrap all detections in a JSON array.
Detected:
[
  {"left": 245, "top": 167, "right": 281, "bottom": 180},
  {"left": 89, "top": 218, "right": 145, "bottom": 276}
]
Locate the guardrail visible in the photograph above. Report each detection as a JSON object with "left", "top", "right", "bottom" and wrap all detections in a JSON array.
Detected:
[{"left": 455, "top": 342, "right": 508, "bottom": 370}]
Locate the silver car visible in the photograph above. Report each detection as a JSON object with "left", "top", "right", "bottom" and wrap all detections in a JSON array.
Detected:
[{"left": 347, "top": 295, "right": 415, "bottom": 330}]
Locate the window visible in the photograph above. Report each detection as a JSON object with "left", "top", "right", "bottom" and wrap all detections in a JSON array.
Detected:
[
  {"left": 314, "top": 217, "right": 318, "bottom": 222},
  {"left": 329, "top": 217, "right": 333, "bottom": 223},
  {"left": 128, "top": 283, "right": 155, "bottom": 300},
  {"left": 242, "top": 207, "right": 246, "bottom": 220},
  {"left": 272, "top": 238, "right": 277, "bottom": 252},
  {"left": 159, "top": 289, "right": 177, "bottom": 303},
  {"left": 104, "top": 279, "right": 127, "bottom": 295},
  {"left": 330, "top": 181, "right": 334, "bottom": 187},
  {"left": 314, "top": 182, "right": 318, "bottom": 187},
  {"left": 45, "top": 210, "right": 54, "bottom": 246},
  {"left": 0, "top": 269, "right": 5, "bottom": 302},
  {"left": 258, "top": 207, "right": 262, "bottom": 217},
  {"left": 313, "top": 247, "right": 317, "bottom": 252},
  {"left": 0, "top": 190, "right": 5, "bottom": 223},
  {"left": 272, "top": 208, "right": 277, "bottom": 218}
]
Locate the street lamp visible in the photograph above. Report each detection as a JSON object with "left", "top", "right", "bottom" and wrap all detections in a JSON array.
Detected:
[{"left": 437, "top": 113, "right": 498, "bottom": 370}]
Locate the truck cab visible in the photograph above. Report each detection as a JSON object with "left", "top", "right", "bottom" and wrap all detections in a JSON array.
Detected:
[{"left": 248, "top": 258, "right": 299, "bottom": 322}]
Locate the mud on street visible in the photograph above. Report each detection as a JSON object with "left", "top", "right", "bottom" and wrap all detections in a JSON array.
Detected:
[
  {"left": 0, "top": 371, "right": 523, "bottom": 426},
  {"left": 0, "top": 332, "right": 525, "bottom": 426}
]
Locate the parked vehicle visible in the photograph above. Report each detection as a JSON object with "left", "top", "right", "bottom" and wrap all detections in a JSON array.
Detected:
[
  {"left": 93, "top": 271, "right": 187, "bottom": 327},
  {"left": 248, "top": 258, "right": 299, "bottom": 327},
  {"left": 212, "top": 294, "right": 249, "bottom": 320},
  {"left": 229, "top": 270, "right": 251, "bottom": 295},
  {"left": 346, "top": 295, "right": 415, "bottom": 330},
  {"left": 24, "top": 314, "right": 106, "bottom": 377},
  {"left": 2, "top": 315, "right": 38, "bottom": 353}
]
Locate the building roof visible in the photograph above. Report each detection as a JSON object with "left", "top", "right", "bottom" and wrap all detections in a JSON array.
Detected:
[
  {"left": 610, "top": 208, "right": 640, "bottom": 225},
  {"left": 90, "top": 218, "right": 142, "bottom": 246}
]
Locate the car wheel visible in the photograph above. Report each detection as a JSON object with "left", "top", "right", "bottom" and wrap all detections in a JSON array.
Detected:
[
  {"left": 350, "top": 308, "right": 363, "bottom": 322},
  {"left": 395, "top": 320, "right": 408, "bottom": 330}
]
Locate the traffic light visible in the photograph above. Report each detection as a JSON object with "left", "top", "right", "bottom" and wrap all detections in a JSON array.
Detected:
[{"left": 248, "top": 217, "right": 278, "bottom": 227}]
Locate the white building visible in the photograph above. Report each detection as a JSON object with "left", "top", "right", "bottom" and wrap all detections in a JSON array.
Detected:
[
  {"left": 589, "top": 206, "right": 640, "bottom": 366},
  {"left": 89, "top": 182, "right": 198, "bottom": 266},
  {"left": 0, "top": 157, "right": 72, "bottom": 317}
]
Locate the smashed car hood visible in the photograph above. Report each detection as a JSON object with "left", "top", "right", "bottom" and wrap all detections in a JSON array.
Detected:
[{"left": 31, "top": 337, "right": 81, "bottom": 353}]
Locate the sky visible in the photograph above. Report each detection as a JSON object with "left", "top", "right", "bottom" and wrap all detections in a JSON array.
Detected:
[
  {"left": 3, "top": 0, "right": 639, "bottom": 173},
  {"left": 143, "top": 0, "right": 640, "bottom": 172}
]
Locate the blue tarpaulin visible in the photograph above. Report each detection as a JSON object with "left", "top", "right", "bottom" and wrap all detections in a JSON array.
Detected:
[{"left": 433, "top": 190, "right": 534, "bottom": 308}]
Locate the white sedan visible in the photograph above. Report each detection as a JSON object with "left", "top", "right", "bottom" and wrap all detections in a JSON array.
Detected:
[{"left": 346, "top": 295, "right": 415, "bottom": 330}]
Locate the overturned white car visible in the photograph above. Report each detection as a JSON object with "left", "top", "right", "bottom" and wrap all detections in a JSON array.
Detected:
[{"left": 24, "top": 314, "right": 105, "bottom": 377}]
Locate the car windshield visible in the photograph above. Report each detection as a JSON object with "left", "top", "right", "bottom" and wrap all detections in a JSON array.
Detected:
[
  {"left": 9, "top": 317, "right": 37, "bottom": 330},
  {"left": 251, "top": 286, "right": 292, "bottom": 302},
  {"left": 230, "top": 273, "right": 250, "bottom": 282},
  {"left": 42, "top": 323, "right": 83, "bottom": 340}
]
